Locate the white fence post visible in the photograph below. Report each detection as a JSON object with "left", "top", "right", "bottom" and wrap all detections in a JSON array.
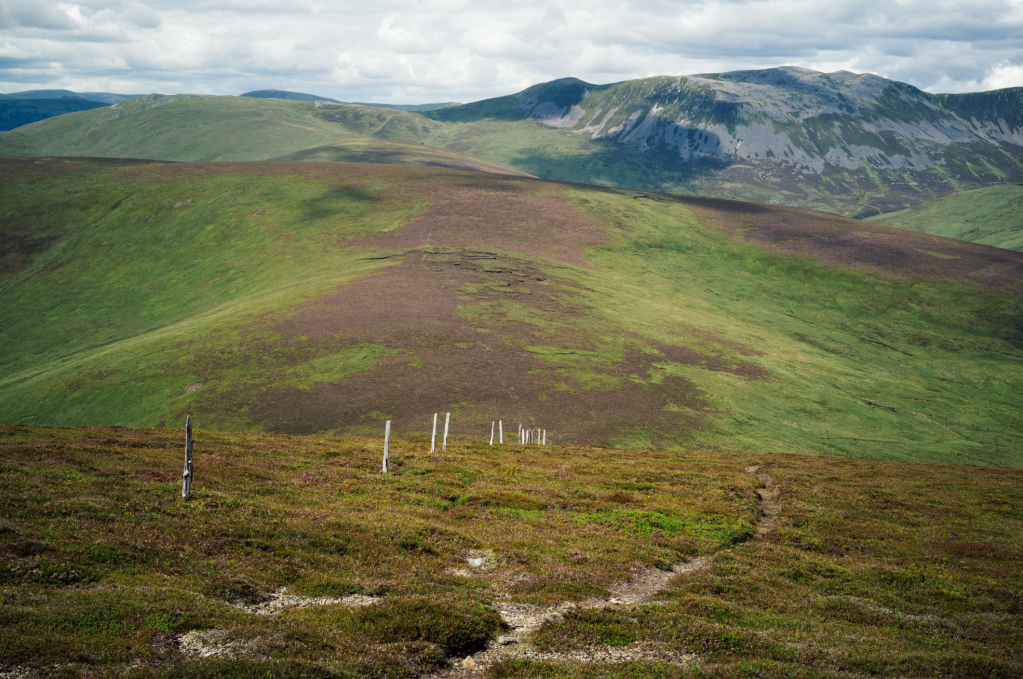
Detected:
[
  {"left": 443, "top": 412, "right": 450, "bottom": 452},
  {"left": 499, "top": 420, "right": 503, "bottom": 444},
  {"left": 431, "top": 413, "right": 437, "bottom": 453},
  {"left": 490, "top": 421, "right": 495, "bottom": 446},
  {"left": 383, "top": 420, "right": 391, "bottom": 473},
  {"left": 182, "top": 416, "right": 194, "bottom": 499},
  {"left": 543, "top": 430, "right": 546, "bottom": 445}
]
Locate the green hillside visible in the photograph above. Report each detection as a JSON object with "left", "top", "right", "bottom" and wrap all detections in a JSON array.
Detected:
[
  {"left": 3, "top": 68, "right": 1023, "bottom": 218},
  {"left": 2, "top": 157, "right": 1022, "bottom": 467},
  {"left": 868, "top": 184, "right": 1023, "bottom": 252},
  {"left": 0, "top": 94, "right": 525, "bottom": 175}
]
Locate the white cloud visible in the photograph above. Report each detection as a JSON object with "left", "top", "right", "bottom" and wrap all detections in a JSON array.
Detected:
[{"left": 0, "top": 0, "right": 1020, "bottom": 101}]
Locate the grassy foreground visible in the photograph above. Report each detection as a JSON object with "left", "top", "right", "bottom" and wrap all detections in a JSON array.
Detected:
[
  {"left": 0, "top": 424, "right": 1021, "bottom": 677},
  {"left": 868, "top": 184, "right": 1023, "bottom": 253}
]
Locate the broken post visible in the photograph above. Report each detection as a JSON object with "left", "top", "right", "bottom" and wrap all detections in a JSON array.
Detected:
[
  {"left": 443, "top": 412, "right": 450, "bottom": 452},
  {"left": 383, "top": 420, "right": 391, "bottom": 473},
  {"left": 490, "top": 421, "right": 495, "bottom": 446},
  {"left": 499, "top": 420, "right": 503, "bottom": 444},
  {"left": 181, "top": 416, "right": 194, "bottom": 499},
  {"left": 431, "top": 413, "right": 438, "bottom": 453}
]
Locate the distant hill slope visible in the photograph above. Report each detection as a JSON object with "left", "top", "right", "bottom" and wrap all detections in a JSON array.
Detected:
[
  {"left": 868, "top": 184, "right": 1023, "bottom": 252},
  {"left": 241, "top": 89, "right": 343, "bottom": 103},
  {"left": 3, "top": 68, "right": 1021, "bottom": 216},
  {"left": 0, "top": 94, "right": 527, "bottom": 175},
  {"left": 242, "top": 89, "right": 460, "bottom": 112},
  {"left": 0, "top": 98, "right": 106, "bottom": 131},
  {"left": 2, "top": 157, "right": 1021, "bottom": 466},
  {"left": 0, "top": 89, "right": 142, "bottom": 104}
]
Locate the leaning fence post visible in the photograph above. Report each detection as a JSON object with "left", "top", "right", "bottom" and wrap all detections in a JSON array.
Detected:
[
  {"left": 182, "top": 416, "right": 194, "bottom": 499},
  {"left": 499, "top": 420, "right": 503, "bottom": 444},
  {"left": 431, "top": 413, "right": 438, "bottom": 453},
  {"left": 383, "top": 420, "right": 391, "bottom": 473},
  {"left": 442, "top": 412, "right": 450, "bottom": 452},
  {"left": 490, "top": 421, "right": 495, "bottom": 446}
]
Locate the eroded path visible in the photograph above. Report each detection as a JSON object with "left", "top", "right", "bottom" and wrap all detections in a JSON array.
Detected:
[{"left": 431, "top": 465, "right": 778, "bottom": 676}]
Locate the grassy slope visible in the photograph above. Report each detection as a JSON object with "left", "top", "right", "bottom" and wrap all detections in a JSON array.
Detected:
[
  {"left": 2, "top": 158, "right": 1022, "bottom": 467},
  {"left": 5, "top": 94, "right": 1022, "bottom": 219},
  {"left": 0, "top": 424, "right": 1020, "bottom": 677},
  {"left": 868, "top": 184, "right": 1023, "bottom": 252},
  {"left": 0, "top": 95, "right": 527, "bottom": 176}
]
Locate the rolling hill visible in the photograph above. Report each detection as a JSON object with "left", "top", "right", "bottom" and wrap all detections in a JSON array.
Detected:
[
  {"left": 868, "top": 184, "right": 1023, "bottom": 252},
  {"left": 0, "top": 94, "right": 528, "bottom": 174},
  {"left": 2, "top": 68, "right": 1022, "bottom": 217},
  {"left": 2, "top": 157, "right": 1021, "bottom": 467}
]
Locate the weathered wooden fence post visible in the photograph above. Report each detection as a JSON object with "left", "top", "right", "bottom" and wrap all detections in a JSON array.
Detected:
[
  {"left": 383, "top": 420, "right": 391, "bottom": 473},
  {"left": 499, "top": 420, "right": 503, "bottom": 444},
  {"left": 490, "top": 421, "right": 495, "bottom": 446},
  {"left": 181, "top": 416, "right": 194, "bottom": 499},
  {"left": 442, "top": 412, "right": 450, "bottom": 452},
  {"left": 431, "top": 413, "right": 438, "bottom": 453}
]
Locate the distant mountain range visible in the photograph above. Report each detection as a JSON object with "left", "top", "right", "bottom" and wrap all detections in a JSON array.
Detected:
[
  {"left": 240, "top": 89, "right": 461, "bottom": 112},
  {"left": 0, "top": 89, "right": 143, "bottom": 104},
  {"left": 3, "top": 68, "right": 1022, "bottom": 218},
  {"left": 423, "top": 67, "right": 1023, "bottom": 217},
  {"left": 0, "top": 89, "right": 146, "bottom": 131}
]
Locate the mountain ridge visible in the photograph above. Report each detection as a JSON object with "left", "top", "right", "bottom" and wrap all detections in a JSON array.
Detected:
[{"left": 2, "top": 67, "right": 1022, "bottom": 218}]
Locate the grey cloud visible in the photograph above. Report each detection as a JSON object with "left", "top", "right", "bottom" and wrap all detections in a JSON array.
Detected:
[
  {"left": 0, "top": 0, "right": 1020, "bottom": 101},
  {"left": 0, "top": 0, "right": 76, "bottom": 29}
]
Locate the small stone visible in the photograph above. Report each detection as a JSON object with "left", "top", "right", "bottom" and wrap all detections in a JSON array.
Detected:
[
  {"left": 462, "top": 657, "right": 477, "bottom": 669},
  {"left": 498, "top": 636, "right": 517, "bottom": 645},
  {"left": 467, "top": 558, "right": 485, "bottom": 567}
]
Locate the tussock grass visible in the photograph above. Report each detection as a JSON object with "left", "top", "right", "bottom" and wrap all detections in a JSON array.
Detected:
[{"left": 1, "top": 425, "right": 1021, "bottom": 677}]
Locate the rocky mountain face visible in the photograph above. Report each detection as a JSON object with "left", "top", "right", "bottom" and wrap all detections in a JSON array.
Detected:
[{"left": 436, "top": 67, "right": 1023, "bottom": 216}]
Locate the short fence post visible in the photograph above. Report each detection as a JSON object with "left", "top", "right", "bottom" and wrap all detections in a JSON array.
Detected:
[
  {"left": 490, "top": 421, "right": 495, "bottom": 446},
  {"left": 383, "top": 420, "right": 391, "bottom": 473},
  {"left": 431, "top": 413, "right": 438, "bottom": 453},
  {"left": 543, "top": 430, "right": 546, "bottom": 445},
  {"left": 182, "top": 416, "right": 194, "bottom": 499},
  {"left": 499, "top": 420, "right": 503, "bottom": 444},
  {"left": 442, "top": 412, "right": 450, "bottom": 452}
]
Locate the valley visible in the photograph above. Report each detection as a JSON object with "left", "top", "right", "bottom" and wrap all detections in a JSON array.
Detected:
[
  {"left": 2, "top": 157, "right": 1021, "bottom": 467},
  {"left": 2, "top": 65, "right": 1023, "bottom": 679}
]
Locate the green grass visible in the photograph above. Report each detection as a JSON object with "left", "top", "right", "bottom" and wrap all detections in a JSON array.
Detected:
[
  {"left": 1, "top": 158, "right": 1022, "bottom": 466},
  {"left": 0, "top": 425, "right": 1020, "bottom": 677},
  {"left": 868, "top": 184, "right": 1023, "bottom": 252},
  {"left": 3, "top": 88, "right": 1021, "bottom": 218}
]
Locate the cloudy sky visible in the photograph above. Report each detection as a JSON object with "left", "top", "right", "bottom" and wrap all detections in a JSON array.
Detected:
[{"left": 1, "top": 0, "right": 1021, "bottom": 103}]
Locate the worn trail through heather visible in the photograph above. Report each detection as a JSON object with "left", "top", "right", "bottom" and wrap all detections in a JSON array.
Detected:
[{"left": 432, "top": 464, "right": 778, "bottom": 676}]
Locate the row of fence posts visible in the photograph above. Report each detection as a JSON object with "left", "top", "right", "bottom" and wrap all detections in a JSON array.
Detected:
[
  {"left": 178, "top": 414, "right": 549, "bottom": 486},
  {"left": 381, "top": 415, "right": 547, "bottom": 473}
]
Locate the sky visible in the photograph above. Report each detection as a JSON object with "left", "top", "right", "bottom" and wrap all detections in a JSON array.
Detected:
[{"left": 1, "top": 0, "right": 1022, "bottom": 103}]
